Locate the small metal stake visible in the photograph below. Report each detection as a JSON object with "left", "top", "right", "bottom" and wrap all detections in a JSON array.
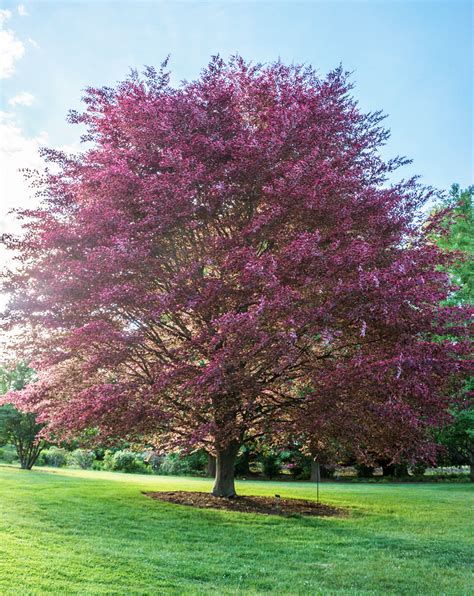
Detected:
[{"left": 316, "top": 461, "right": 320, "bottom": 504}]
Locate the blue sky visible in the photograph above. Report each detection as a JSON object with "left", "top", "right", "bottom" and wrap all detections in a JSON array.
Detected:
[{"left": 0, "top": 0, "right": 472, "bottom": 232}]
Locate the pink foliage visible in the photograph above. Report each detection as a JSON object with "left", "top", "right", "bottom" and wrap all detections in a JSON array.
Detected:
[{"left": 2, "top": 56, "right": 471, "bottom": 463}]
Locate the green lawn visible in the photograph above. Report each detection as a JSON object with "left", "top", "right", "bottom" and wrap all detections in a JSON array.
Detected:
[{"left": 0, "top": 465, "right": 472, "bottom": 594}]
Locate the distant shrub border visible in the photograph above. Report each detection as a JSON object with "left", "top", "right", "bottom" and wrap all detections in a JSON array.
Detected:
[
  {"left": 344, "top": 473, "right": 470, "bottom": 483},
  {"left": 0, "top": 446, "right": 470, "bottom": 482}
]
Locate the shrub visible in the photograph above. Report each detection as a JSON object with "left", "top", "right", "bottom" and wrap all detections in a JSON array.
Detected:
[
  {"left": 186, "top": 450, "right": 207, "bottom": 474},
  {"left": 411, "top": 462, "right": 428, "bottom": 477},
  {"left": 67, "top": 448, "right": 95, "bottom": 469},
  {"left": 143, "top": 450, "right": 163, "bottom": 473},
  {"left": 158, "top": 451, "right": 207, "bottom": 476},
  {"left": 320, "top": 465, "right": 336, "bottom": 479},
  {"left": 92, "top": 447, "right": 106, "bottom": 461},
  {"left": 0, "top": 444, "right": 18, "bottom": 463},
  {"left": 102, "top": 449, "right": 114, "bottom": 470},
  {"left": 42, "top": 447, "right": 67, "bottom": 467},
  {"left": 261, "top": 453, "right": 281, "bottom": 479},
  {"left": 103, "top": 450, "right": 150, "bottom": 474},
  {"left": 235, "top": 446, "right": 252, "bottom": 476},
  {"left": 355, "top": 464, "right": 375, "bottom": 478},
  {"left": 280, "top": 450, "right": 311, "bottom": 479}
]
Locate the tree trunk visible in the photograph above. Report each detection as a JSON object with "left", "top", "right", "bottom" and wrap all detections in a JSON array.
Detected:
[
  {"left": 394, "top": 464, "right": 408, "bottom": 478},
  {"left": 207, "top": 453, "right": 216, "bottom": 478},
  {"left": 380, "top": 461, "right": 408, "bottom": 477},
  {"left": 381, "top": 462, "right": 396, "bottom": 477},
  {"left": 212, "top": 442, "right": 239, "bottom": 498},
  {"left": 310, "top": 459, "right": 321, "bottom": 483},
  {"left": 18, "top": 444, "right": 43, "bottom": 470},
  {"left": 356, "top": 464, "right": 374, "bottom": 478}
]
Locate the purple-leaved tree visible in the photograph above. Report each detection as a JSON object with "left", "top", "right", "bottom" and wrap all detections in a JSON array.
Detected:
[{"left": 2, "top": 57, "right": 471, "bottom": 496}]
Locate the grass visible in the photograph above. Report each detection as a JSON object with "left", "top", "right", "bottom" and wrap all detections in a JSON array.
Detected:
[{"left": 0, "top": 465, "right": 472, "bottom": 594}]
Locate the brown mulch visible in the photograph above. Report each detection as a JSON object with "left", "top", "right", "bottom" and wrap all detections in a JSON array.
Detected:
[{"left": 143, "top": 491, "right": 344, "bottom": 517}]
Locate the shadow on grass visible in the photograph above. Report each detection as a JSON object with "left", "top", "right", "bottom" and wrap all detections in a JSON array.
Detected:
[{"left": 1, "top": 465, "right": 473, "bottom": 593}]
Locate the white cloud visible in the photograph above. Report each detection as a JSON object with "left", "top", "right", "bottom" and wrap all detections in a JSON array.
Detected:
[
  {"left": 0, "top": 112, "right": 47, "bottom": 270},
  {"left": 27, "top": 37, "right": 39, "bottom": 49},
  {"left": 8, "top": 91, "right": 35, "bottom": 107},
  {"left": 0, "top": 9, "right": 12, "bottom": 26},
  {"left": 17, "top": 4, "right": 28, "bottom": 17},
  {"left": 0, "top": 113, "right": 81, "bottom": 313},
  {"left": 0, "top": 111, "right": 47, "bottom": 221},
  {"left": 0, "top": 30, "right": 25, "bottom": 78},
  {"left": 0, "top": 11, "right": 25, "bottom": 79}
]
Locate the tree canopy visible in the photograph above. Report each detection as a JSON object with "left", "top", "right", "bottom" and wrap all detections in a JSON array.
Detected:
[
  {"left": 0, "top": 364, "right": 43, "bottom": 470},
  {"left": 432, "top": 184, "right": 473, "bottom": 479},
  {"left": 436, "top": 184, "right": 473, "bottom": 305},
  {"left": 1, "top": 57, "right": 471, "bottom": 495}
]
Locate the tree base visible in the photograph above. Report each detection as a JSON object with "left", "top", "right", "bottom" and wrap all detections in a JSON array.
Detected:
[
  {"left": 211, "top": 491, "right": 237, "bottom": 499},
  {"left": 144, "top": 491, "right": 344, "bottom": 517}
]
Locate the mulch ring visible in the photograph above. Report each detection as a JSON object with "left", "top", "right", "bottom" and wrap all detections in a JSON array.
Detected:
[{"left": 143, "top": 491, "right": 345, "bottom": 517}]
